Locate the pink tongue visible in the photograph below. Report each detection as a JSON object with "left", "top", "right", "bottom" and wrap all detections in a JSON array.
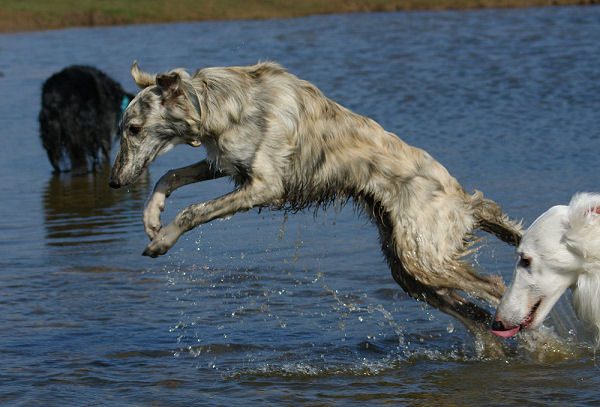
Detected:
[{"left": 491, "top": 326, "right": 520, "bottom": 338}]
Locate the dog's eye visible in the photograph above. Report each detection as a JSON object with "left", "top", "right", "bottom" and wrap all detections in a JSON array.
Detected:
[
  {"left": 128, "top": 125, "right": 142, "bottom": 135},
  {"left": 518, "top": 256, "right": 532, "bottom": 268}
]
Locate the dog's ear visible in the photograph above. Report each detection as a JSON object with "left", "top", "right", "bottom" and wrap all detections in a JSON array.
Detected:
[
  {"left": 131, "top": 61, "right": 156, "bottom": 89},
  {"left": 570, "top": 193, "right": 600, "bottom": 222},
  {"left": 565, "top": 192, "right": 600, "bottom": 260},
  {"left": 156, "top": 72, "right": 182, "bottom": 98}
]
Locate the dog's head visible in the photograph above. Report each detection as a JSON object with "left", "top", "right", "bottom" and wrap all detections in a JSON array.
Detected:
[
  {"left": 109, "top": 61, "right": 203, "bottom": 188},
  {"left": 492, "top": 193, "right": 600, "bottom": 338}
]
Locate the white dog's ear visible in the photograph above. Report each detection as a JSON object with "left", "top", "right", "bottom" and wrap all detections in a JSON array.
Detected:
[
  {"left": 131, "top": 61, "right": 156, "bottom": 89},
  {"left": 565, "top": 193, "right": 600, "bottom": 260}
]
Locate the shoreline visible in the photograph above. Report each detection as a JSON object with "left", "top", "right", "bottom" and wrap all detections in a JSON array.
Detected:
[{"left": 0, "top": 0, "right": 597, "bottom": 34}]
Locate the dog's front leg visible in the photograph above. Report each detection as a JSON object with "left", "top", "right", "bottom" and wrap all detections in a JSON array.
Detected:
[
  {"left": 144, "top": 160, "right": 226, "bottom": 239},
  {"left": 142, "top": 180, "right": 279, "bottom": 257}
]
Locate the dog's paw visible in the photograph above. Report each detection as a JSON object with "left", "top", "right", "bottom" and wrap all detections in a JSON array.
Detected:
[
  {"left": 142, "top": 223, "right": 181, "bottom": 258},
  {"left": 144, "top": 218, "right": 162, "bottom": 241},
  {"left": 143, "top": 192, "right": 166, "bottom": 239}
]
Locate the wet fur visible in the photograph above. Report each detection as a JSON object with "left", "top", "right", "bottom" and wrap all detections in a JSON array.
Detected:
[
  {"left": 110, "top": 61, "right": 522, "bottom": 343},
  {"left": 39, "top": 65, "right": 133, "bottom": 174}
]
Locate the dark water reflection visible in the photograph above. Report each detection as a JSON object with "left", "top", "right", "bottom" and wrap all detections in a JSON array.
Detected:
[
  {"left": 1, "top": 5, "right": 600, "bottom": 406},
  {"left": 42, "top": 168, "right": 149, "bottom": 246}
]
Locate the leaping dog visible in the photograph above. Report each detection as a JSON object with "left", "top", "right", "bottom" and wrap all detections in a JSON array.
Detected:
[{"left": 110, "top": 61, "right": 522, "bottom": 341}]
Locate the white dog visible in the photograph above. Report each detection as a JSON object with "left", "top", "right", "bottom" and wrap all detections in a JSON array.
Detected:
[{"left": 491, "top": 193, "right": 600, "bottom": 342}]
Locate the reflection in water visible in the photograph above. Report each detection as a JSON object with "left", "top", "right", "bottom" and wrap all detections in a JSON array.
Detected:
[{"left": 42, "top": 167, "right": 150, "bottom": 246}]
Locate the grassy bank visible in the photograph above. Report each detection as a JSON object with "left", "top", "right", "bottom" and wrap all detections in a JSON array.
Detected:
[{"left": 0, "top": 0, "right": 596, "bottom": 33}]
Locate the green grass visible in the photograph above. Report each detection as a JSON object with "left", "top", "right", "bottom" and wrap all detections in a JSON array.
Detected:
[{"left": 0, "top": 0, "right": 596, "bottom": 32}]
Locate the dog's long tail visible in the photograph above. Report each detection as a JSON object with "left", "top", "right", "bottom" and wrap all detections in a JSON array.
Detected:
[{"left": 471, "top": 190, "right": 522, "bottom": 247}]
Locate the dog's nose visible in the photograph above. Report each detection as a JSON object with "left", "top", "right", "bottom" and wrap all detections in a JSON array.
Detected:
[
  {"left": 108, "top": 178, "right": 121, "bottom": 189},
  {"left": 491, "top": 319, "right": 506, "bottom": 331}
]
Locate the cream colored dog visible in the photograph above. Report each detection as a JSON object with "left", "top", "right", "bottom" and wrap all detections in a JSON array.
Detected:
[{"left": 110, "top": 61, "right": 522, "bottom": 337}]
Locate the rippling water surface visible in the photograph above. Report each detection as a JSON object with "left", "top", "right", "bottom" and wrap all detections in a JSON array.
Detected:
[{"left": 1, "top": 6, "right": 600, "bottom": 405}]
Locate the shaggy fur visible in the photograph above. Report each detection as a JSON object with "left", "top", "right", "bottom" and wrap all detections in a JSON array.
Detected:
[
  {"left": 492, "top": 193, "right": 600, "bottom": 343},
  {"left": 39, "top": 65, "right": 133, "bottom": 174},
  {"left": 110, "top": 61, "right": 522, "bottom": 337}
]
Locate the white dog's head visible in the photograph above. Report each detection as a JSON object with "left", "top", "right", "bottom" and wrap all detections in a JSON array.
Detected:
[{"left": 491, "top": 193, "right": 600, "bottom": 339}]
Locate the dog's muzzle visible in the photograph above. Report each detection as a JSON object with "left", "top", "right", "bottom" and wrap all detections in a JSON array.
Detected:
[
  {"left": 108, "top": 170, "right": 123, "bottom": 189},
  {"left": 108, "top": 178, "right": 121, "bottom": 189}
]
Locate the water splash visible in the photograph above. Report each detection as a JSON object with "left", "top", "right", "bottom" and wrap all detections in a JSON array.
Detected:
[{"left": 322, "top": 283, "right": 406, "bottom": 351}]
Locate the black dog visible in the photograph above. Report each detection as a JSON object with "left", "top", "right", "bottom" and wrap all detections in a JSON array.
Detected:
[{"left": 39, "top": 65, "right": 133, "bottom": 174}]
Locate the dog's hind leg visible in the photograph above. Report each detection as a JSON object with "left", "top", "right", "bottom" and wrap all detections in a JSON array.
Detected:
[
  {"left": 144, "top": 160, "right": 227, "bottom": 239},
  {"left": 388, "top": 255, "right": 508, "bottom": 356},
  {"left": 374, "top": 204, "right": 509, "bottom": 356},
  {"left": 142, "top": 178, "right": 281, "bottom": 257}
]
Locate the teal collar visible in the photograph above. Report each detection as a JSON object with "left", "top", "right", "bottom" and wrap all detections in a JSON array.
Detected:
[{"left": 120, "top": 95, "right": 130, "bottom": 118}]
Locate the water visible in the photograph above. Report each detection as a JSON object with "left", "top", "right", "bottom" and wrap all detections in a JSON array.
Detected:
[{"left": 1, "top": 6, "right": 600, "bottom": 405}]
